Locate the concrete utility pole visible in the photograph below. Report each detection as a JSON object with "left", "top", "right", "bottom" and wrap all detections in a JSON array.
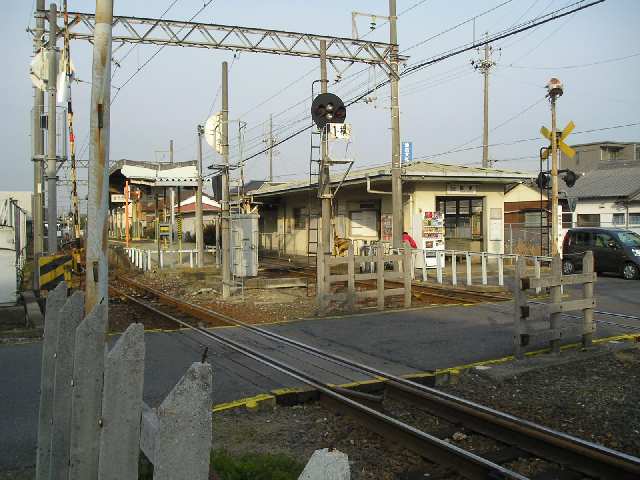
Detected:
[
  {"left": 85, "top": 0, "right": 113, "bottom": 315},
  {"left": 268, "top": 114, "right": 274, "bottom": 182},
  {"left": 547, "top": 78, "right": 563, "bottom": 256},
  {"left": 46, "top": 3, "right": 58, "bottom": 254},
  {"left": 169, "top": 139, "right": 175, "bottom": 246},
  {"left": 472, "top": 33, "right": 496, "bottom": 168},
  {"left": 195, "top": 125, "right": 205, "bottom": 267},
  {"left": 389, "top": 0, "right": 403, "bottom": 249},
  {"left": 221, "top": 61, "right": 231, "bottom": 298},
  {"left": 317, "top": 40, "right": 330, "bottom": 311},
  {"left": 32, "top": 0, "right": 45, "bottom": 262}
]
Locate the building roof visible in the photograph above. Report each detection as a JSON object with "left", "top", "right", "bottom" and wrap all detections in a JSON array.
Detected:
[
  {"left": 250, "top": 161, "right": 533, "bottom": 196},
  {"left": 564, "top": 165, "right": 640, "bottom": 201},
  {"left": 570, "top": 141, "right": 638, "bottom": 148},
  {"left": 174, "top": 194, "right": 220, "bottom": 212},
  {"left": 109, "top": 159, "right": 210, "bottom": 188}
]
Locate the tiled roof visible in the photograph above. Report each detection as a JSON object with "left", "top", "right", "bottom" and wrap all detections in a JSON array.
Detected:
[
  {"left": 564, "top": 165, "right": 640, "bottom": 200},
  {"left": 250, "top": 160, "right": 532, "bottom": 196}
]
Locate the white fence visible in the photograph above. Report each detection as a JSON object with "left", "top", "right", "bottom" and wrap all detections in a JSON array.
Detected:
[
  {"left": 419, "top": 250, "right": 552, "bottom": 288},
  {"left": 125, "top": 247, "right": 218, "bottom": 271}
]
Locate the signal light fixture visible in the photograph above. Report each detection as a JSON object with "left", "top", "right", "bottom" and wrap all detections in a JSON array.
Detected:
[{"left": 311, "top": 93, "right": 346, "bottom": 130}]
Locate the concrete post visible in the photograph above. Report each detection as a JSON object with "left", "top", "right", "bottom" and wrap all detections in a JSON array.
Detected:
[
  {"left": 550, "top": 255, "right": 562, "bottom": 354},
  {"left": 140, "top": 362, "right": 213, "bottom": 480},
  {"left": 98, "top": 323, "right": 145, "bottom": 480},
  {"left": 50, "top": 291, "right": 84, "bottom": 480},
  {"left": 513, "top": 257, "right": 526, "bottom": 360},
  {"left": 85, "top": 0, "right": 113, "bottom": 315},
  {"left": 582, "top": 250, "right": 595, "bottom": 347},
  {"left": 451, "top": 252, "right": 457, "bottom": 286},
  {"left": 69, "top": 304, "right": 107, "bottom": 480},
  {"left": 318, "top": 40, "right": 331, "bottom": 313},
  {"left": 389, "top": 0, "right": 403, "bottom": 249},
  {"left": 46, "top": 3, "right": 59, "bottom": 254},
  {"left": 32, "top": 0, "right": 45, "bottom": 261},
  {"left": 298, "top": 448, "right": 350, "bottom": 480},
  {"left": 36, "top": 282, "right": 67, "bottom": 480},
  {"left": 481, "top": 252, "right": 488, "bottom": 285},
  {"left": 196, "top": 126, "right": 205, "bottom": 267},
  {"left": 221, "top": 61, "right": 231, "bottom": 298},
  {"left": 466, "top": 252, "right": 472, "bottom": 285}
]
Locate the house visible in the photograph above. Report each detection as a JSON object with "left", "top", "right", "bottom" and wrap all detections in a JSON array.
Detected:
[
  {"left": 563, "top": 164, "right": 640, "bottom": 233},
  {"left": 561, "top": 141, "right": 640, "bottom": 175},
  {"left": 503, "top": 183, "right": 550, "bottom": 255},
  {"left": 173, "top": 194, "right": 220, "bottom": 240},
  {"left": 250, "top": 161, "right": 533, "bottom": 256}
]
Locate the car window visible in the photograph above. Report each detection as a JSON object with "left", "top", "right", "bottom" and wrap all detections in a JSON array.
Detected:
[
  {"left": 594, "top": 232, "right": 615, "bottom": 248},
  {"left": 616, "top": 231, "right": 640, "bottom": 247},
  {"left": 574, "top": 231, "right": 591, "bottom": 246}
]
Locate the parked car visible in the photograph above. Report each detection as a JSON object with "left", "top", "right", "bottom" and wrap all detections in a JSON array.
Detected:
[{"left": 562, "top": 227, "right": 640, "bottom": 280}]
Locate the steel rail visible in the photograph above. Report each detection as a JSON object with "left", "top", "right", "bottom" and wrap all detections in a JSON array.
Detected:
[
  {"left": 111, "top": 285, "right": 524, "bottom": 480},
  {"left": 116, "top": 276, "right": 640, "bottom": 479}
]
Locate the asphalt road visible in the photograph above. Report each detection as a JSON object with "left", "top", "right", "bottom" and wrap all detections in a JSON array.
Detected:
[{"left": 1, "top": 275, "right": 638, "bottom": 471}]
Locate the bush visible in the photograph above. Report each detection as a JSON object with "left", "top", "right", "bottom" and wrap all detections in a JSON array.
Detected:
[{"left": 210, "top": 450, "right": 304, "bottom": 480}]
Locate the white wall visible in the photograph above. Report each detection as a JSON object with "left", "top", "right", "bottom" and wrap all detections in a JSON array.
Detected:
[{"left": 572, "top": 199, "right": 640, "bottom": 232}]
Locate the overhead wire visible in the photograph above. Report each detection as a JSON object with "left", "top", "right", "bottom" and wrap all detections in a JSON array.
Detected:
[{"left": 226, "top": 0, "right": 605, "bottom": 172}]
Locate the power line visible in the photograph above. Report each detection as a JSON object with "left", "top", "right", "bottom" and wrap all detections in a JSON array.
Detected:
[
  {"left": 413, "top": 121, "right": 640, "bottom": 161},
  {"left": 504, "top": 51, "right": 640, "bottom": 70},
  {"left": 224, "top": 0, "right": 606, "bottom": 171},
  {"left": 111, "top": 0, "right": 216, "bottom": 105}
]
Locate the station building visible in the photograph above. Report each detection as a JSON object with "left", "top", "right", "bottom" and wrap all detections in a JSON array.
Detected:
[{"left": 250, "top": 161, "right": 533, "bottom": 256}]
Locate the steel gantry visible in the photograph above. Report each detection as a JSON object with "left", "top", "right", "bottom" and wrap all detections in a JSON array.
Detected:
[{"left": 47, "top": 10, "right": 398, "bottom": 76}]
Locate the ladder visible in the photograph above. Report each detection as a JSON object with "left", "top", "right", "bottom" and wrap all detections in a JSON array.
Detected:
[{"left": 307, "top": 129, "right": 321, "bottom": 265}]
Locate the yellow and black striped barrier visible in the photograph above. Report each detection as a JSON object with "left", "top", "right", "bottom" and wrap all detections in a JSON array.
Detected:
[{"left": 39, "top": 254, "right": 73, "bottom": 291}]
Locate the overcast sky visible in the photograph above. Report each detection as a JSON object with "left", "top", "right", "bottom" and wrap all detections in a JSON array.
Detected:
[{"left": 2, "top": 0, "right": 639, "bottom": 213}]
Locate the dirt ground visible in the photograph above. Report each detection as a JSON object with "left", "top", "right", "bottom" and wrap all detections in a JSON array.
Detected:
[{"left": 213, "top": 343, "right": 640, "bottom": 479}]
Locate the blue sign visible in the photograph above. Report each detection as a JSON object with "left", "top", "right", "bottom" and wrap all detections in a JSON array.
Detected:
[{"left": 401, "top": 141, "right": 413, "bottom": 163}]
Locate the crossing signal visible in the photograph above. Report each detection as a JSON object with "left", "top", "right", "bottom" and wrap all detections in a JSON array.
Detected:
[
  {"left": 311, "top": 93, "right": 346, "bottom": 130},
  {"left": 536, "top": 169, "right": 579, "bottom": 190},
  {"left": 536, "top": 172, "right": 549, "bottom": 190}
]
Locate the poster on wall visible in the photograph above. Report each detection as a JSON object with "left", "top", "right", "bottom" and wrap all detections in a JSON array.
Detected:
[
  {"left": 421, "top": 211, "right": 445, "bottom": 268},
  {"left": 381, "top": 214, "right": 393, "bottom": 242}
]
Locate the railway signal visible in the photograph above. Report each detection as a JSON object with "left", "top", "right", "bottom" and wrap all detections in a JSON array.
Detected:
[{"left": 311, "top": 93, "right": 346, "bottom": 130}]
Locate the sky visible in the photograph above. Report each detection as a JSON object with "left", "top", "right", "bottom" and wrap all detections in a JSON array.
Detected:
[{"left": 1, "top": 0, "right": 639, "bottom": 215}]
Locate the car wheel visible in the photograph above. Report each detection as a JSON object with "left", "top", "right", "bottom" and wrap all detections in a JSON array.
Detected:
[
  {"left": 622, "top": 262, "right": 639, "bottom": 280},
  {"left": 562, "top": 259, "right": 575, "bottom": 275}
]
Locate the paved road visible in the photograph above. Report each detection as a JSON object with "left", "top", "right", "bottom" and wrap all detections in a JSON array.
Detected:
[{"left": 1, "top": 276, "right": 637, "bottom": 471}]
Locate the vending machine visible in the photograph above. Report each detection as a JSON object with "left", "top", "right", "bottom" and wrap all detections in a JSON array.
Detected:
[{"left": 421, "top": 211, "right": 445, "bottom": 268}]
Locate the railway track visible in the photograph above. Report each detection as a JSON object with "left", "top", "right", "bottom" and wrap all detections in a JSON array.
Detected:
[{"left": 111, "top": 275, "right": 640, "bottom": 479}]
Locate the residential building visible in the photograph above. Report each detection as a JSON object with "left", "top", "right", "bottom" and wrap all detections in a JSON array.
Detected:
[
  {"left": 561, "top": 141, "right": 640, "bottom": 175},
  {"left": 563, "top": 164, "right": 640, "bottom": 234}
]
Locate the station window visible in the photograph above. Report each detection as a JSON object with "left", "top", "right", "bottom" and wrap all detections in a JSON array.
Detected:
[
  {"left": 437, "top": 197, "right": 483, "bottom": 241},
  {"left": 577, "top": 214, "right": 600, "bottom": 227},
  {"left": 630, "top": 213, "right": 640, "bottom": 225},
  {"left": 293, "top": 207, "right": 306, "bottom": 229}
]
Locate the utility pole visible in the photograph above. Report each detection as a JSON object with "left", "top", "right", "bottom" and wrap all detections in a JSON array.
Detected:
[
  {"left": 268, "top": 113, "right": 274, "bottom": 182},
  {"left": 32, "top": 0, "right": 45, "bottom": 264},
  {"left": 316, "top": 40, "right": 331, "bottom": 311},
  {"left": 221, "top": 61, "right": 231, "bottom": 298},
  {"left": 169, "top": 139, "right": 175, "bottom": 246},
  {"left": 85, "top": 0, "right": 113, "bottom": 315},
  {"left": 46, "top": 3, "right": 58, "bottom": 254},
  {"left": 547, "top": 78, "right": 563, "bottom": 257},
  {"left": 195, "top": 125, "right": 205, "bottom": 267},
  {"left": 389, "top": 0, "right": 403, "bottom": 249},
  {"left": 472, "top": 33, "right": 496, "bottom": 168}
]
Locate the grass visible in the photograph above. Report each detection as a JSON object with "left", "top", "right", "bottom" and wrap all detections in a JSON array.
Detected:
[
  {"left": 210, "top": 449, "right": 304, "bottom": 480},
  {"left": 139, "top": 450, "right": 303, "bottom": 480}
]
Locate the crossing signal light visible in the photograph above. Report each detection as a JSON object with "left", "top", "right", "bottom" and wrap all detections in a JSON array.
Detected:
[
  {"left": 536, "top": 172, "right": 549, "bottom": 190},
  {"left": 562, "top": 169, "right": 578, "bottom": 188},
  {"left": 311, "top": 93, "right": 346, "bottom": 130},
  {"left": 536, "top": 169, "right": 579, "bottom": 190}
]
